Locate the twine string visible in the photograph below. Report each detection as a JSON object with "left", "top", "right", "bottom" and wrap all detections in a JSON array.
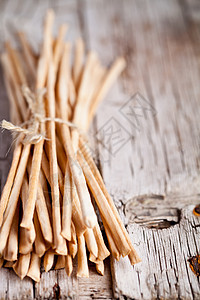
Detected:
[{"left": 1, "top": 85, "right": 78, "bottom": 144}]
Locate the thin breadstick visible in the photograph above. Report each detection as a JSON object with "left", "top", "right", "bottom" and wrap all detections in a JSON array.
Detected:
[
  {"left": 87, "top": 57, "right": 126, "bottom": 127},
  {"left": 53, "top": 24, "right": 68, "bottom": 74},
  {"left": 13, "top": 253, "right": 31, "bottom": 279},
  {"left": 73, "top": 38, "right": 84, "bottom": 89},
  {"left": 5, "top": 42, "right": 27, "bottom": 85},
  {"left": 61, "top": 162, "right": 72, "bottom": 241},
  {"left": 84, "top": 228, "right": 98, "bottom": 258},
  {"left": 41, "top": 150, "right": 51, "bottom": 184},
  {"left": 17, "top": 31, "right": 37, "bottom": 81},
  {"left": 92, "top": 224, "right": 110, "bottom": 262},
  {"left": 70, "top": 222, "right": 76, "bottom": 245},
  {"left": 55, "top": 255, "right": 66, "bottom": 270},
  {"left": 27, "top": 253, "right": 41, "bottom": 282},
  {"left": 78, "top": 152, "right": 130, "bottom": 257},
  {"left": 72, "top": 51, "right": 98, "bottom": 152},
  {"left": 68, "top": 78, "right": 76, "bottom": 119},
  {"left": 71, "top": 189, "right": 87, "bottom": 236},
  {"left": 65, "top": 254, "right": 73, "bottom": 277},
  {"left": 56, "top": 136, "right": 67, "bottom": 175},
  {"left": 102, "top": 217, "right": 120, "bottom": 261},
  {"left": 26, "top": 158, "right": 53, "bottom": 244},
  {"left": 19, "top": 226, "right": 34, "bottom": 255},
  {"left": 72, "top": 56, "right": 104, "bottom": 134},
  {"left": 20, "top": 178, "right": 35, "bottom": 254},
  {"left": 96, "top": 261, "right": 104, "bottom": 276},
  {"left": 68, "top": 240, "right": 77, "bottom": 259},
  {"left": 36, "top": 183, "right": 53, "bottom": 244},
  {"left": 46, "top": 57, "right": 66, "bottom": 254},
  {"left": 43, "top": 249, "right": 54, "bottom": 272},
  {"left": 4, "top": 201, "right": 19, "bottom": 261},
  {"left": 34, "top": 211, "right": 47, "bottom": 258},
  {"left": 77, "top": 234, "right": 89, "bottom": 278},
  {"left": 3, "top": 50, "right": 28, "bottom": 121}
]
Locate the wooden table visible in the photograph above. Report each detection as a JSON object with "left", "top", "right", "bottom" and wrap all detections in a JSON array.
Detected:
[{"left": 0, "top": 0, "right": 200, "bottom": 299}]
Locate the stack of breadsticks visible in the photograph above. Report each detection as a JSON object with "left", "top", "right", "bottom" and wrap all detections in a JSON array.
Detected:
[{"left": 0, "top": 10, "right": 141, "bottom": 282}]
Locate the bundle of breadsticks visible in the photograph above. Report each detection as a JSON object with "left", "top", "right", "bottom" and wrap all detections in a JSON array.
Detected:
[{"left": 0, "top": 9, "right": 141, "bottom": 282}]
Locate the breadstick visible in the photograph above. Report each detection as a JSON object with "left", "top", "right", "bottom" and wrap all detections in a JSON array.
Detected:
[
  {"left": 61, "top": 162, "right": 72, "bottom": 241},
  {"left": 20, "top": 178, "right": 35, "bottom": 254},
  {"left": 34, "top": 211, "right": 47, "bottom": 258},
  {"left": 5, "top": 42, "right": 27, "bottom": 85},
  {"left": 26, "top": 158, "right": 53, "bottom": 244},
  {"left": 27, "top": 253, "right": 41, "bottom": 282},
  {"left": 73, "top": 38, "right": 84, "bottom": 89},
  {"left": 53, "top": 24, "right": 68, "bottom": 74},
  {"left": 92, "top": 224, "right": 110, "bottom": 262},
  {"left": 70, "top": 222, "right": 76, "bottom": 245},
  {"left": 65, "top": 254, "right": 73, "bottom": 277},
  {"left": 77, "top": 234, "right": 89, "bottom": 278},
  {"left": 46, "top": 57, "right": 66, "bottom": 254},
  {"left": 13, "top": 253, "right": 31, "bottom": 279},
  {"left": 55, "top": 255, "right": 66, "bottom": 270},
  {"left": 102, "top": 216, "right": 120, "bottom": 261},
  {"left": 96, "top": 261, "right": 104, "bottom": 276},
  {"left": 4, "top": 201, "right": 19, "bottom": 261},
  {"left": 68, "top": 240, "right": 77, "bottom": 259},
  {"left": 87, "top": 57, "right": 126, "bottom": 127},
  {"left": 17, "top": 31, "right": 37, "bottom": 81},
  {"left": 84, "top": 228, "right": 98, "bottom": 258},
  {"left": 43, "top": 249, "right": 54, "bottom": 272}
]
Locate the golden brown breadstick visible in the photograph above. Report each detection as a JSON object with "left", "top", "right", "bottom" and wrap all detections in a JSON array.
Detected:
[
  {"left": 27, "top": 253, "right": 41, "bottom": 282},
  {"left": 43, "top": 249, "right": 54, "bottom": 272},
  {"left": 4, "top": 202, "right": 19, "bottom": 261},
  {"left": 13, "top": 253, "right": 31, "bottom": 279},
  {"left": 96, "top": 261, "right": 104, "bottom": 276},
  {"left": 77, "top": 234, "right": 89, "bottom": 278},
  {"left": 65, "top": 254, "right": 73, "bottom": 277},
  {"left": 84, "top": 228, "right": 98, "bottom": 258},
  {"left": 55, "top": 255, "right": 66, "bottom": 270}
]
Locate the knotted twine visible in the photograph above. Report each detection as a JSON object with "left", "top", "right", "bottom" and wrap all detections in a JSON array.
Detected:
[{"left": 1, "top": 85, "right": 78, "bottom": 145}]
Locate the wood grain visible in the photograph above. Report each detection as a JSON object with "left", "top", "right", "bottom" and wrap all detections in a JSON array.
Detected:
[{"left": 0, "top": 0, "right": 200, "bottom": 299}]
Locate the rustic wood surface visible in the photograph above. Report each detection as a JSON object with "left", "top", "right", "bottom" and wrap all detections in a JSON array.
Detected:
[{"left": 0, "top": 0, "right": 200, "bottom": 299}]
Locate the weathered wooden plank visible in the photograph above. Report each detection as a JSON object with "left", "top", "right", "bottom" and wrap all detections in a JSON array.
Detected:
[{"left": 112, "top": 206, "right": 200, "bottom": 299}]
